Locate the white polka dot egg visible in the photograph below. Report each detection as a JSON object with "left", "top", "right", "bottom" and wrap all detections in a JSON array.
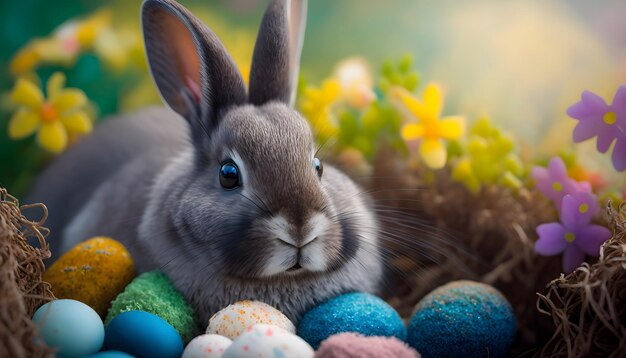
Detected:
[
  {"left": 207, "top": 300, "right": 295, "bottom": 340},
  {"left": 182, "top": 334, "right": 232, "bottom": 358},
  {"left": 223, "top": 324, "right": 314, "bottom": 358}
]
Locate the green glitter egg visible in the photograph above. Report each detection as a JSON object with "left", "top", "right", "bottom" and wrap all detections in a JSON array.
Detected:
[
  {"left": 105, "top": 271, "right": 198, "bottom": 342},
  {"left": 407, "top": 280, "right": 516, "bottom": 358}
]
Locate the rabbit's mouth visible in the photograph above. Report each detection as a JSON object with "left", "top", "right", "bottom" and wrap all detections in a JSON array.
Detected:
[{"left": 286, "top": 263, "right": 303, "bottom": 272}]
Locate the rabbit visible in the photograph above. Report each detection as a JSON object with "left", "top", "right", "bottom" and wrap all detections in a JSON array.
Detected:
[{"left": 26, "top": 0, "right": 384, "bottom": 325}]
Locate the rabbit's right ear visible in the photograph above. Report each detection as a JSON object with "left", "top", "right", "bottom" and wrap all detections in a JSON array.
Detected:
[{"left": 141, "top": 0, "right": 246, "bottom": 142}]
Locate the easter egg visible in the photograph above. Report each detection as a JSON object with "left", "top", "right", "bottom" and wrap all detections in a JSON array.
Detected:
[
  {"left": 32, "top": 299, "right": 104, "bottom": 358},
  {"left": 297, "top": 292, "right": 406, "bottom": 349},
  {"left": 316, "top": 333, "right": 420, "bottom": 358},
  {"left": 182, "top": 334, "right": 233, "bottom": 358},
  {"left": 407, "top": 280, "right": 516, "bottom": 358},
  {"left": 223, "top": 324, "right": 314, "bottom": 358},
  {"left": 207, "top": 300, "right": 295, "bottom": 340},
  {"left": 106, "top": 271, "right": 198, "bottom": 342},
  {"left": 44, "top": 237, "right": 135, "bottom": 317},
  {"left": 104, "top": 310, "right": 184, "bottom": 358}
]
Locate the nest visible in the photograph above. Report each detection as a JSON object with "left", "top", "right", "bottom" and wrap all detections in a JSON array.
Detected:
[
  {"left": 369, "top": 147, "right": 570, "bottom": 354},
  {"left": 0, "top": 187, "right": 55, "bottom": 357},
  {"left": 536, "top": 202, "right": 626, "bottom": 357}
]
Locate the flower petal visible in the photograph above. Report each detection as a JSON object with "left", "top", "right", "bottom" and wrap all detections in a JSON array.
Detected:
[
  {"left": 560, "top": 192, "right": 597, "bottom": 229},
  {"left": 37, "top": 122, "right": 67, "bottom": 154},
  {"left": 535, "top": 223, "right": 568, "bottom": 256},
  {"left": 50, "top": 89, "right": 87, "bottom": 113},
  {"left": 419, "top": 139, "right": 446, "bottom": 169},
  {"left": 581, "top": 91, "right": 608, "bottom": 113},
  {"left": 548, "top": 156, "right": 568, "bottom": 181},
  {"left": 596, "top": 124, "right": 618, "bottom": 153},
  {"left": 10, "top": 78, "right": 43, "bottom": 108},
  {"left": 61, "top": 111, "right": 92, "bottom": 134},
  {"left": 562, "top": 245, "right": 585, "bottom": 273},
  {"left": 610, "top": 85, "right": 626, "bottom": 116},
  {"left": 8, "top": 109, "right": 40, "bottom": 139},
  {"left": 423, "top": 83, "right": 443, "bottom": 118},
  {"left": 439, "top": 116, "right": 465, "bottom": 140},
  {"left": 572, "top": 118, "right": 599, "bottom": 142},
  {"left": 576, "top": 225, "right": 611, "bottom": 256},
  {"left": 390, "top": 87, "right": 431, "bottom": 122},
  {"left": 46, "top": 72, "right": 66, "bottom": 98},
  {"left": 401, "top": 123, "right": 424, "bottom": 141},
  {"left": 611, "top": 136, "right": 626, "bottom": 172}
]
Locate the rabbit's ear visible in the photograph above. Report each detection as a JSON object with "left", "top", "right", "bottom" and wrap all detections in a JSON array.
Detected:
[
  {"left": 248, "top": 0, "right": 307, "bottom": 107},
  {"left": 141, "top": 0, "right": 246, "bottom": 138}
]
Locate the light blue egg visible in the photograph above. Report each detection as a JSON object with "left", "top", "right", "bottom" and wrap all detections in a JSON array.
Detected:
[
  {"left": 104, "top": 310, "right": 183, "bottom": 358},
  {"left": 32, "top": 299, "right": 105, "bottom": 358}
]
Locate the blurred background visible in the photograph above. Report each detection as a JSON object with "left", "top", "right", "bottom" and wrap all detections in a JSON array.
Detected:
[{"left": 1, "top": 0, "right": 625, "bottom": 197}]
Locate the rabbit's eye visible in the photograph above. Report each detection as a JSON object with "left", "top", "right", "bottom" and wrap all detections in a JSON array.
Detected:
[
  {"left": 220, "top": 162, "right": 240, "bottom": 189},
  {"left": 314, "top": 157, "right": 323, "bottom": 179}
]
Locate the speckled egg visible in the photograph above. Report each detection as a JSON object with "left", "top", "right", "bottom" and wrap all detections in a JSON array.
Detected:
[
  {"left": 207, "top": 300, "right": 295, "bottom": 340},
  {"left": 223, "top": 324, "right": 314, "bottom": 358},
  {"left": 104, "top": 310, "right": 184, "bottom": 358},
  {"left": 297, "top": 292, "right": 407, "bottom": 349},
  {"left": 182, "top": 334, "right": 233, "bottom": 358},
  {"left": 407, "top": 280, "right": 516, "bottom": 358},
  {"left": 44, "top": 237, "right": 135, "bottom": 317},
  {"left": 32, "top": 299, "right": 105, "bottom": 358}
]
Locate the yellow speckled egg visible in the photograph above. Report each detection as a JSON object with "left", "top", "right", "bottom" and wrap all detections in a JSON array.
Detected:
[
  {"left": 44, "top": 237, "right": 136, "bottom": 317},
  {"left": 206, "top": 300, "right": 295, "bottom": 340}
]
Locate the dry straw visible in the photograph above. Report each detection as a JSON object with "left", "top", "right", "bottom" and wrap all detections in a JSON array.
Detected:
[
  {"left": 537, "top": 202, "right": 626, "bottom": 357},
  {"left": 0, "top": 187, "right": 55, "bottom": 357}
]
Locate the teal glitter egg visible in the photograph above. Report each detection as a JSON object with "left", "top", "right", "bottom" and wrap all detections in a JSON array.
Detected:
[
  {"left": 408, "top": 280, "right": 516, "bottom": 358},
  {"left": 297, "top": 292, "right": 406, "bottom": 349}
]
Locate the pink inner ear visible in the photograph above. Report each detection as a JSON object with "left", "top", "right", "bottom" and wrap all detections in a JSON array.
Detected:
[{"left": 185, "top": 75, "right": 201, "bottom": 103}]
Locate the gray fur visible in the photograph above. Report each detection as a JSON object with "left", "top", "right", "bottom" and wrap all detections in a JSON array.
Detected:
[{"left": 27, "top": 0, "right": 383, "bottom": 325}]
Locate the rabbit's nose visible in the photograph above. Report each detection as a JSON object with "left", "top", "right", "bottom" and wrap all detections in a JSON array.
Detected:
[{"left": 277, "top": 235, "right": 318, "bottom": 248}]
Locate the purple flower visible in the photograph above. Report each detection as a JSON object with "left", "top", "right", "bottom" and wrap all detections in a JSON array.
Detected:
[
  {"left": 531, "top": 157, "right": 591, "bottom": 206},
  {"left": 567, "top": 86, "right": 626, "bottom": 171},
  {"left": 535, "top": 192, "right": 611, "bottom": 273}
]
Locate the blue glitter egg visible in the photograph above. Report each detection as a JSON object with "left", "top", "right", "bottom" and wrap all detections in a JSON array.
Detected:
[
  {"left": 297, "top": 292, "right": 406, "bottom": 349},
  {"left": 407, "top": 280, "right": 516, "bottom": 358}
]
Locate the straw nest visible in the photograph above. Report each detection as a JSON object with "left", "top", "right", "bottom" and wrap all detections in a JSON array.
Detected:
[{"left": 0, "top": 187, "right": 55, "bottom": 357}]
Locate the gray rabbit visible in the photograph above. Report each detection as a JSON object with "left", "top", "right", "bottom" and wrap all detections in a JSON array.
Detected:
[{"left": 27, "top": 0, "right": 383, "bottom": 325}]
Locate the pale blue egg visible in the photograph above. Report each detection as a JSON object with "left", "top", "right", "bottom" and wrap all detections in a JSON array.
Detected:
[{"left": 32, "top": 299, "right": 105, "bottom": 358}]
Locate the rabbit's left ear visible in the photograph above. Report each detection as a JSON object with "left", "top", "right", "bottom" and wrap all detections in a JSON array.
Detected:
[{"left": 248, "top": 0, "right": 307, "bottom": 107}]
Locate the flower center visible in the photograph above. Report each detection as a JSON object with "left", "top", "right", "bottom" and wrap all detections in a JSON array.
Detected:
[
  {"left": 603, "top": 111, "right": 616, "bottom": 125},
  {"left": 552, "top": 181, "right": 563, "bottom": 192},
  {"left": 578, "top": 203, "right": 589, "bottom": 213},
  {"left": 39, "top": 102, "right": 58, "bottom": 123},
  {"left": 565, "top": 232, "right": 575, "bottom": 243}
]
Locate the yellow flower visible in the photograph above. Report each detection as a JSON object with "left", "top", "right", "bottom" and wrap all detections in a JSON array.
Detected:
[
  {"left": 391, "top": 83, "right": 465, "bottom": 169},
  {"left": 10, "top": 9, "right": 116, "bottom": 75},
  {"left": 299, "top": 79, "right": 342, "bottom": 140},
  {"left": 8, "top": 72, "right": 92, "bottom": 154}
]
